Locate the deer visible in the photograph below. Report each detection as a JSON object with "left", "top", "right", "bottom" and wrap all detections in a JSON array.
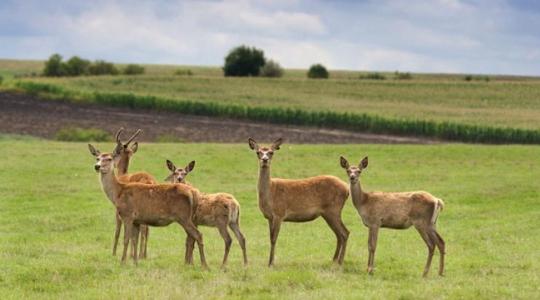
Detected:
[
  {"left": 88, "top": 144, "right": 208, "bottom": 267},
  {"left": 109, "top": 128, "right": 157, "bottom": 259},
  {"left": 339, "top": 156, "right": 445, "bottom": 277},
  {"left": 248, "top": 138, "right": 350, "bottom": 266},
  {"left": 165, "top": 159, "right": 247, "bottom": 267}
]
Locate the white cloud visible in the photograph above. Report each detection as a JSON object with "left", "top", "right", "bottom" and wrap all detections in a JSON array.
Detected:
[{"left": 0, "top": 0, "right": 539, "bottom": 75}]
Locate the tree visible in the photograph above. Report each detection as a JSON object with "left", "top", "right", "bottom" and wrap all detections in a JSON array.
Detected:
[
  {"left": 43, "top": 53, "right": 67, "bottom": 77},
  {"left": 223, "top": 45, "right": 266, "bottom": 77},
  {"left": 88, "top": 60, "right": 119, "bottom": 75},
  {"left": 66, "top": 56, "right": 90, "bottom": 76},
  {"left": 260, "top": 60, "right": 284, "bottom": 78},
  {"left": 123, "top": 64, "right": 145, "bottom": 75},
  {"left": 307, "top": 64, "right": 329, "bottom": 79}
]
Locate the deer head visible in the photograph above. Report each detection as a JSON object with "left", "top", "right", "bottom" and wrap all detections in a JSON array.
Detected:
[
  {"left": 165, "top": 159, "right": 195, "bottom": 183},
  {"left": 340, "top": 156, "right": 368, "bottom": 184},
  {"left": 88, "top": 143, "right": 120, "bottom": 174},
  {"left": 248, "top": 137, "right": 283, "bottom": 168},
  {"left": 115, "top": 128, "right": 141, "bottom": 158}
]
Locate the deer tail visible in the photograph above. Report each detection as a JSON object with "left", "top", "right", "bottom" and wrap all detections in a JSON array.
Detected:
[{"left": 431, "top": 197, "right": 444, "bottom": 225}]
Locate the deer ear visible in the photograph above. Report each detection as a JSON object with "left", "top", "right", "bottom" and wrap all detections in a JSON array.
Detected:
[
  {"left": 271, "top": 138, "right": 283, "bottom": 150},
  {"left": 248, "top": 138, "right": 258, "bottom": 150},
  {"left": 186, "top": 161, "right": 196, "bottom": 172},
  {"left": 166, "top": 160, "right": 176, "bottom": 172},
  {"left": 130, "top": 142, "right": 138, "bottom": 153},
  {"left": 88, "top": 144, "right": 100, "bottom": 157},
  {"left": 340, "top": 156, "right": 350, "bottom": 169},
  {"left": 360, "top": 156, "right": 368, "bottom": 169},
  {"left": 113, "top": 143, "right": 122, "bottom": 157},
  {"left": 164, "top": 174, "right": 174, "bottom": 183}
]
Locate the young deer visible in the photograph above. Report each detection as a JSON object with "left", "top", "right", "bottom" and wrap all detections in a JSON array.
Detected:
[
  {"left": 248, "top": 138, "right": 350, "bottom": 266},
  {"left": 340, "top": 156, "right": 445, "bottom": 277},
  {"left": 111, "top": 128, "right": 157, "bottom": 259},
  {"left": 165, "top": 159, "right": 247, "bottom": 267},
  {"left": 89, "top": 144, "right": 207, "bottom": 267}
]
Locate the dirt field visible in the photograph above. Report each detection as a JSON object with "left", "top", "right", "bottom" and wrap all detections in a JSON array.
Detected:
[{"left": 0, "top": 92, "right": 432, "bottom": 144}]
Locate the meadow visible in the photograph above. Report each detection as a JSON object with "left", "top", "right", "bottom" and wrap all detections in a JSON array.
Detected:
[
  {"left": 2, "top": 59, "right": 540, "bottom": 131},
  {"left": 1, "top": 138, "right": 539, "bottom": 299}
]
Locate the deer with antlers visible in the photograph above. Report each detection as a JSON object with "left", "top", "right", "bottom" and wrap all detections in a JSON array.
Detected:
[
  {"left": 248, "top": 138, "right": 350, "bottom": 266},
  {"left": 88, "top": 144, "right": 207, "bottom": 267},
  {"left": 165, "top": 159, "right": 247, "bottom": 267},
  {"left": 340, "top": 156, "right": 445, "bottom": 277},
  {"left": 100, "top": 128, "right": 157, "bottom": 259}
]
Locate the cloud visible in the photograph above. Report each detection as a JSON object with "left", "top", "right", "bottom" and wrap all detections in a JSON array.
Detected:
[{"left": 0, "top": 0, "right": 539, "bottom": 75}]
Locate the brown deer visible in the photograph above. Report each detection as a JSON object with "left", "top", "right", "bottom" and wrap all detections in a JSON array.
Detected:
[
  {"left": 340, "top": 156, "right": 445, "bottom": 277},
  {"left": 89, "top": 144, "right": 207, "bottom": 267},
  {"left": 165, "top": 159, "right": 247, "bottom": 267},
  {"left": 248, "top": 138, "right": 350, "bottom": 266},
  {"left": 110, "top": 128, "right": 157, "bottom": 259}
]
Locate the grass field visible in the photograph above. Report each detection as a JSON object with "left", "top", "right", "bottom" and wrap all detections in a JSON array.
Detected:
[
  {"left": 1, "top": 138, "right": 539, "bottom": 299},
  {"left": 2, "top": 59, "right": 540, "bottom": 131}
]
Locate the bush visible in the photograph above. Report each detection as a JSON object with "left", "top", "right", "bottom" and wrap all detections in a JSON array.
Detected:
[
  {"left": 43, "top": 54, "right": 68, "bottom": 77},
  {"left": 307, "top": 64, "right": 329, "bottom": 79},
  {"left": 223, "top": 45, "right": 266, "bottom": 77},
  {"left": 0, "top": 75, "right": 3, "bottom": 85},
  {"left": 464, "top": 75, "right": 490, "bottom": 82},
  {"left": 123, "top": 64, "right": 145, "bottom": 75},
  {"left": 394, "top": 71, "right": 412, "bottom": 80},
  {"left": 65, "top": 56, "right": 90, "bottom": 76},
  {"left": 55, "top": 127, "right": 110, "bottom": 142},
  {"left": 360, "top": 72, "right": 386, "bottom": 80},
  {"left": 174, "top": 69, "right": 193, "bottom": 76},
  {"left": 260, "top": 60, "right": 284, "bottom": 78},
  {"left": 464, "top": 75, "right": 473, "bottom": 81},
  {"left": 88, "top": 60, "right": 119, "bottom": 75}
]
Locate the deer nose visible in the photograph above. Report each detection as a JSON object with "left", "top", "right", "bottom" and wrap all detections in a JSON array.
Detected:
[
  {"left": 94, "top": 165, "right": 100, "bottom": 171},
  {"left": 262, "top": 158, "right": 269, "bottom": 162}
]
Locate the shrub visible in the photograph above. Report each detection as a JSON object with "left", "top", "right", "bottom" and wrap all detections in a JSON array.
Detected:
[
  {"left": 55, "top": 127, "right": 110, "bottom": 142},
  {"left": 174, "top": 69, "right": 193, "bottom": 76},
  {"left": 88, "top": 60, "right": 119, "bottom": 75},
  {"left": 394, "top": 71, "right": 412, "bottom": 80},
  {"left": 260, "top": 60, "right": 284, "bottom": 78},
  {"left": 307, "top": 64, "right": 329, "bottom": 79},
  {"left": 464, "top": 75, "right": 473, "bottom": 81},
  {"left": 464, "top": 75, "right": 490, "bottom": 82},
  {"left": 360, "top": 72, "right": 386, "bottom": 80},
  {"left": 65, "top": 56, "right": 91, "bottom": 76},
  {"left": 223, "top": 45, "right": 266, "bottom": 77},
  {"left": 123, "top": 64, "right": 145, "bottom": 75},
  {"left": 43, "top": 54, "right": 68, "bottom": 77},
  {"left": 0, "top": 75, "right": 3, "bottom": 85}
]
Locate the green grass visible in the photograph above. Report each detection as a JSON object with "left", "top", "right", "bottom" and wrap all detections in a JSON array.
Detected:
[{"left": 1, "top": 139, "right": 539, "bottom": 299}]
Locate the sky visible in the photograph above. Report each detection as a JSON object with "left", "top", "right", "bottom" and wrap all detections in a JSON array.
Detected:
[{"left": 1, "top": 0, "right": 539, "bottom": 75}]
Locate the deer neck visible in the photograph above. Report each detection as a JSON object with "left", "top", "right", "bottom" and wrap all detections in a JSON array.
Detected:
[
  {"left": 116, "top": 155, "right": 130, "bottom": 176},
  {"left": 257, "top": 165, "right": 272, "bottom": 212},
  {"left": 99, "top": 170, "right": 122, "bottom": 207},
  {"left": 350, "top": 180, "right": 368, "bottom": 207}
]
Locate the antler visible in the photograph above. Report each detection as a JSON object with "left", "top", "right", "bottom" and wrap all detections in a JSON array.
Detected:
[
  {"left": 125, "top": 129, "right": 142, "bottom": 145},
  {"left": 115, "top": 127, "right": 125, "bottom": 144}
]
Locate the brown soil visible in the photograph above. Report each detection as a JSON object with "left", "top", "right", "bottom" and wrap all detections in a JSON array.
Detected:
[{"left": 0, "top": 91, "right": 433, "bottom": 144}]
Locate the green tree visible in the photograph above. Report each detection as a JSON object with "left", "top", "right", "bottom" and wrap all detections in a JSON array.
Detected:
[
  {"left": 223, "top": 45, "right": 266, "bottom": 76},
  {"left": 43, "top": 53, "right": 67, "bottom": 77},
  {"left": 307, "top": 64, "right": 329, "bottom": 79}
]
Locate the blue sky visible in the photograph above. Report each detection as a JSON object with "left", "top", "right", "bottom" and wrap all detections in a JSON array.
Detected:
[{"left": 1, "top": 0, "right": 539, "bottom": 75}]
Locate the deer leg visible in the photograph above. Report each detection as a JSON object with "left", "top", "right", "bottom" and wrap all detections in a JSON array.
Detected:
[
  {"left": 217, "top": 223, "right": 233, "bottom": 268},
  {"left": 181, "top": 222, "right": 207, "bottom": 269},
  {"left": 184, "top": 235, "right": 195, "bottom": 265},
  {"left": 229, "top": 222, "right": 248, "bottom": 266},
  {"left": 143, "top": 225, "right": 149, "bottom": 259},
  {"left": 113, "top": 211, "right": 122, "bottom": 256},
  {"left": 121, "top": 221, "right": 132, "bottom": 264},
  {"left": 268, "top": 218, "right": 282, "bottom": 267},
  {"left": 322, "top": 214, "right": 349, "bottom": 265},
  {"left": 430, "top": 229, "right": 446, "bottom": 276},
  {"left": 367, "top": 226, "right": 379, "bottom": 274},
  {"left": 131, "top": 224, "right": 140, "bottom": 266},
  {"left": 416, "top": 226, "right": 435, "bottom": 277},
  {"left": 138, "top": 225, "right": 147, "bottom": 259}
]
